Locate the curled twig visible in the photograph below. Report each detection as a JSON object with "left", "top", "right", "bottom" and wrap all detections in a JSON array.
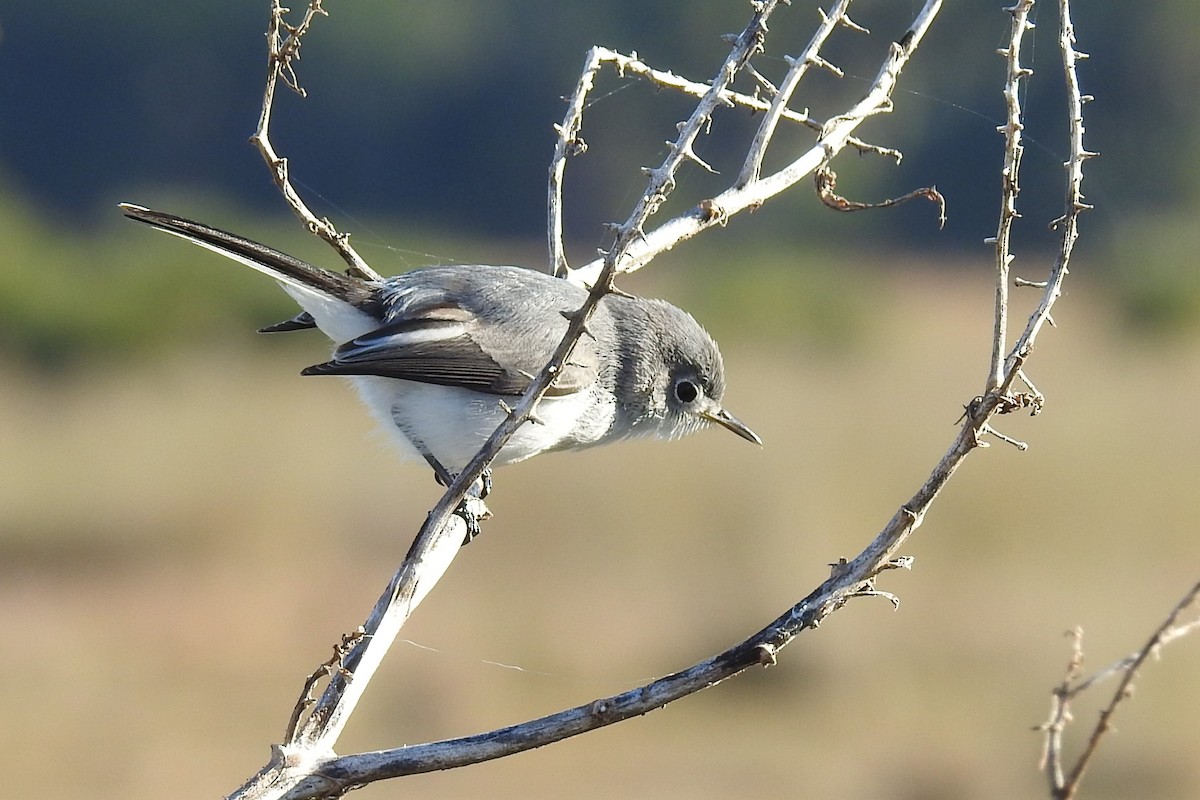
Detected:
[{"left": 814, "top": 166, "right": 946, "bottom": 228}]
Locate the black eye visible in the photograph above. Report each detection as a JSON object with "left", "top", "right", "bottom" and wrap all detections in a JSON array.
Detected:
[{"left": 674, "top": 379, "right": 699, "bottom": 403}]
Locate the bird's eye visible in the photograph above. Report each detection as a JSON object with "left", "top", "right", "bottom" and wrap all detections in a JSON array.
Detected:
[{"left": 674, "top": 379, "right": 699, "bottom": 403}]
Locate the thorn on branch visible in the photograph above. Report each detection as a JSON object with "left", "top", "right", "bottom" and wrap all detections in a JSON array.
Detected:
[
  {"left": 839, "top": 14, "right": 869, "bottom": 35},
  {"left": 981, "top": 422, "right": 1028, "bottom": 450},
  {"left": 796, "top": 53, "right": 844, "bottom": 78},
  {"left": 745, "top": 63, "right": 779, "bottom": 98},
  {"left": 698, "top": 198, "right": 729, "bottom": 226},
  {"left": 755, "top": 643, "right": 779, "bottom": 667},
  {"left": 675, "top": 142, "right": 718, "bottom": 174},
  {"left": 566, "top": 135, "right": 588, "bottom": 157},
  {"left": 848, "top": 579, "right": 902, "bottom": 610},
  {"left": 828, "top": 558, "right": 853, "bottom": 580}
]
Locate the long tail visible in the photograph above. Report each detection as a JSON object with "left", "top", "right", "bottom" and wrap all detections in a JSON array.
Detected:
[
  {"left": 119, "top": 204, "right": 378, "bottom": 309},
  {"left": 121, "top": 203, "right": 385, "bottom": 342}
]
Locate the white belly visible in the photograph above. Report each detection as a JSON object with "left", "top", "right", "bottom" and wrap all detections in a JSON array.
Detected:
[{"left": 350, "top": 376, "right": 616, "bottom": 472}]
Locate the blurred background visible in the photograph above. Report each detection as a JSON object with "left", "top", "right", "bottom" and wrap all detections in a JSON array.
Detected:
[{"left": 3, "top": 2, "right": 1199, "bottom": 798}]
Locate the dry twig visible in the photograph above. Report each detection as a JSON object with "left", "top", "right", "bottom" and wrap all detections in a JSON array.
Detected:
[
  {"left": 1037, "top": 581, "right": 1200, "bottom": 799},
  {"left": 250, "top": 0, "right": 380, "bottom": 281},
  {"left": 814, "top": 165, "right": 946, "bottom": 228},
  {"left": 545, "top": 44, "right": 901, "bottom": 276},
  {"left": 561, "top": 0, "right": 943, "bottom": 287}
]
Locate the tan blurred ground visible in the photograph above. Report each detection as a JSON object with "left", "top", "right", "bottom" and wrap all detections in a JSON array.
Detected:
[{"left": 2, "top": 268, "right": 1198, "bottom": 799}]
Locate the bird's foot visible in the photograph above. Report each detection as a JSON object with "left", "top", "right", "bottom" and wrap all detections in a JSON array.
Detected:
[
  {"left": 429, "top": 463, "right": 491, "bottom": 498},
  {"left": 457, "top": 470, "right": 493, "bottom": 543},
  {"left": 456, "top": 495, "right": 492, "bottom": 544},
  {"left": 427, "top": 459, "right": 494, "bottom": 544}
]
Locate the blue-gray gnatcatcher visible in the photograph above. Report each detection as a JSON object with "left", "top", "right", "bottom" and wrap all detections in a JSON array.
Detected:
[{"left": 120, "top": 204, "right": 760, "bottom": 501}]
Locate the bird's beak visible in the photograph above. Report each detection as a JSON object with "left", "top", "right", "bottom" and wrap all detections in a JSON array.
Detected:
[{"left": 699, "top": 405, "right": 762, "bottom": 445}]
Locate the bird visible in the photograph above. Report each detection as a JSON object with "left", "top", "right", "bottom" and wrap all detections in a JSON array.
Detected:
[{"left": 120, "top": 203, "right": 760, "bottom": 533}]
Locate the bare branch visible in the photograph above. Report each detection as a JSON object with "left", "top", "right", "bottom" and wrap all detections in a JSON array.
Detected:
[
  {"left": 601, "top": 1, "right": 790, "bottom": 278},
  {"left": 243, "top": 555, "right": 924, "bottom": 796},
  {"left": 1038, "top": 581, "right": 1200, "bottom": 800},
  {"left": 235, "top": 11, "right": 805, "bottom": 798},
  {"left": 547, "top": 42, "right": 900, "bottom": 275},
  {"left": 250, "top": 0, "right": 381, "bottom": 281},
  {"left": 987, "top": 0, "right": 1035, "bottom": 392},
  {"left": 738, "top": 0, "right": 865, "bottom": 187},
  {"left": 568, "top": 0, "right": 943, "bottom": 288},
  {"left": 1003, "top": 0, "right": 1096, "bottom": 382},
  {"left": 548, "top": 47, "right": 605, "bottom": 277}
]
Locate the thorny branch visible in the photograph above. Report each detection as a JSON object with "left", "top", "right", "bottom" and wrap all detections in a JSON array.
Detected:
[
  {"left": 546, "top": 11, "right": 902, "bottom": 275},
  {"left": 561, "top": 0, "right": 943, "bottom": 288},
  {"left": 251, "top": 0, "right": 380, "bottom": 281},
  {"left": 985, "top": 0, "right": 1034, "bottom": 391},
  {"left": 227, "top": 0, "right": 1093, "bottom": 797},
  {"left": 737, "top": 0, "right": 866, "bottom": 187},
  {"left": 1038, "top": 581, "right": 1200, "bottom": 800},
  {"left": 233, "top": 2, "right": 809, "bottom": 797}
]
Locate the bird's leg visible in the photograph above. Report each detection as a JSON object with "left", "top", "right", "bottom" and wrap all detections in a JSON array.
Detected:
[
  {"left": 423, "top": 454, "right": 491, "bottom": 544},
  {"left": 423, "top": 453, "right": 456, "bottom": 487},
  {"left": 425, "top": 457, "right": 492, "bottom": 499}
]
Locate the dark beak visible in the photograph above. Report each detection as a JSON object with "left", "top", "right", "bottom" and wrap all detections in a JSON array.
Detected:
[{"left": 699, "top": 405, "right": 762, "bottom": 445}]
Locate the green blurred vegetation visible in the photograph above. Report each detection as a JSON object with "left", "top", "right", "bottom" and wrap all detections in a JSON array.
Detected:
[
  {"left": 1103, "top": 211, "right": 1200, "bottom": 334},
  {"left": 0, "top": 191, "right": 286, "bottom": 369}
]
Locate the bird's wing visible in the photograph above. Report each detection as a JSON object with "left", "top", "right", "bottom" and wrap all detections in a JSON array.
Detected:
[{"left": 303, "top": 289, "right": 600, "bottom": 397}]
